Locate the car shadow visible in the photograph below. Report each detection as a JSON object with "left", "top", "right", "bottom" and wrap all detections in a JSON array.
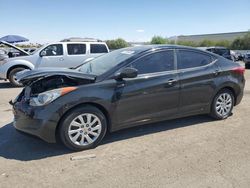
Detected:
[
  {"left": 0, "top": 123, "right": 70, "bottom": 161},
  {"left": 102, "top": 115, "right": 213, "bottom": 145},
  {"left": 0, "top": 115, "right": 213, "bottom": 161},
  {"left": 0, "top": 81, "right": 14, "bottom": 89}
]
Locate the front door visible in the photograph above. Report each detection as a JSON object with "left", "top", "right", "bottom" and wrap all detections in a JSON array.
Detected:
[
  {"left": 36, "top": 44, "right": 65, "bottom": 68},
  {"left": 113, "top": 50, "right": 180, "bottom": 129}
]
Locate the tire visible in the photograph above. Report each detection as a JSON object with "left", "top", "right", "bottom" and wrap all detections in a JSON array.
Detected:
[
  {"left": 210, "top": 89, "right": 234, "bottom": 120},
  {"left": 245, "top": 63, "right": 250, "bottom": 69},
  {"left": 8, "top": 67, "right": 26, "bottom": 87},
  {"left": 59, "top": 106, "right": 107, "bottom": 151}
]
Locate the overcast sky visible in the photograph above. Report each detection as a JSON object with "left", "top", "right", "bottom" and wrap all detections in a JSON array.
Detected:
[{"left": 1, "top": 0, "right": 250, "bottom": 44}]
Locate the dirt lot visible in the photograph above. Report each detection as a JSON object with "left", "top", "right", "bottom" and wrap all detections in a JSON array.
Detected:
[{"left": 0, "top": 66, "right": 250, "bottom": 188}]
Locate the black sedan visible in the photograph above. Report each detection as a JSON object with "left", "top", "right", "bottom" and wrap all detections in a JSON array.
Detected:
[{"left": 12, "top": 45, "right": 245, "bottom": 151}]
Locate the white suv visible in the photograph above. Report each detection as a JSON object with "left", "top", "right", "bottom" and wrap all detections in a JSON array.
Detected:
[{"left": 0, "top": 38, "right": 109, "bottom": 86}]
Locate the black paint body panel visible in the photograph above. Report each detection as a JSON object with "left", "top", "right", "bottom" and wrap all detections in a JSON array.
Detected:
[{"left": 13, "top": 45, "right": 245, "bottom": 143}]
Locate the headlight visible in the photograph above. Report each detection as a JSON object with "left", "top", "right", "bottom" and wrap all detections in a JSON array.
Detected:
[{"left": 29, "top": 87, "right": 77, "bottom": 106}]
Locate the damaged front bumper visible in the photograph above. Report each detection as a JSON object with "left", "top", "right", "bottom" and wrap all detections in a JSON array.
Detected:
[{"left": 12, "top": 89, "right": 59, "bottom": 143}]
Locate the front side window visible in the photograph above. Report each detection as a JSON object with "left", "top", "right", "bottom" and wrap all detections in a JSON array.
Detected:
[
  {"left": 41, "top": 44, "right": 63, "bottom": 56},
  {"left": 177, "top": 50, "right": 212, "bottom": 69},
  {"left": 131, "top": 50, "right": 175, "bottom": 74},
  {"left": 67, "top": 44, "right": 86, "bottom": 55},
  {"left": 90, "top": 44, "right": 108, "bottom": 53}
]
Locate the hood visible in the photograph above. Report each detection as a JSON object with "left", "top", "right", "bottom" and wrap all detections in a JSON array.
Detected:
[
  {"left": 0, "top": 41, "right": 29, "bottom": 56},
  {"left": 17, "top": 67, "right": 96, "bottom": 85}
]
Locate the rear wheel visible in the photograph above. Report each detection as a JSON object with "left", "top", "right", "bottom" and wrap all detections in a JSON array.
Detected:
[
  {"left": 210, "top": 89, "right": 234, "bottom": 120},
  {"left": 59, "top": 106, "right": 107, "bottom": 151},
  {"left": 245, "top": 63, "right": 250, "bottom": 69},
  {"left": 8, "top": 67, "right": 26, "bottom": 87}
]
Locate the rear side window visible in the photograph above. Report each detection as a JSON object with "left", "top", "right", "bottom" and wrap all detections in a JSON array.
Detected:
[
  {"left": 90, "top": 44, "right": 108, "bottom": 53},
  {"left": 67, "top": 44, "right": 86, "bottom": 55},
  {"left": 177, "top": 50, "right": 212, "bottom": 69},
  {"left": 131, "top": 50, "right": 175, "bottom": 74}
]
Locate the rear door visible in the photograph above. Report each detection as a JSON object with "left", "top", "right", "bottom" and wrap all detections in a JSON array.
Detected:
[
  {"left": 113, "top": 49, "right": 180, "bottom": 128},
  {"left": 176, "top": 49, "right": 219, "bottom": 115},
  {"left": 65, "top": 43, "right": 88, "bottom": 67}
]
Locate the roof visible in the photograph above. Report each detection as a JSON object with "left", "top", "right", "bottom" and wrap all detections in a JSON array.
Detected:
[
  {"left": 198, "top": 46, "right": 229, "bottom": 50},
  {"left": 122, "top": 44, "right": 209, "bottom": 54},
  {"left": 127, "top": 44, "right": 198, "bottom": 50},
  {"left": 60, "top": 37, "right": 103, "bottom": 42},
  {"left": 121, "top": 45, "right": 219, "bottom": 59}
]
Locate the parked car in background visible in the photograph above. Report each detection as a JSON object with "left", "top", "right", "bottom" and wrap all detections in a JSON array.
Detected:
[
  {"left": 0, "top": 38, "right": 109, "bottom": 86},
  {"left": 204, "top": 47, "right": 234, "bottom": 61},
  {"left": 244, "top": 53, "right": 250, "bottom": 68},
  {"left": 23, "top": 48, "right": 37, "bottom": 54},
  {"left": 0, "top": 41, "right": 29, "bottom": 58},
  {"left": 230, "top": 50, "right": 238, "bottom": 61},
  {"left": 233, "top": 51, "right": 245, "bottom": 61},
  {"left": 12, "top": 45, "right": 245, "bottom": 151},
  {"left": 0, "top": 49, "right": 8, "bottom": 61}
]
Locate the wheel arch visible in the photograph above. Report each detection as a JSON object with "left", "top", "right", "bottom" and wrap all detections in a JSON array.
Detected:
[
  {"left": 55, "top": 102, "right": 111, "bottom": 141},
  {"left": 213, "top": 86, "right": 237, "bottom": 106},
  {"left": 7, "top": 64, "right": 31, "bottom": 79}
]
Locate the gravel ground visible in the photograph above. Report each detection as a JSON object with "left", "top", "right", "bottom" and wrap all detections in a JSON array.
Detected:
[{"left": 0, "top": 65, "right": 250, "bottom": 188}]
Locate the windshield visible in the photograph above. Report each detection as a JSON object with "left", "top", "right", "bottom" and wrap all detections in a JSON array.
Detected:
[
  {"left": 79, "top": 48, "right": 140, "bottom": 76},
  {"left": 30, "top": 44, "right": 47, "bottom": 55}
]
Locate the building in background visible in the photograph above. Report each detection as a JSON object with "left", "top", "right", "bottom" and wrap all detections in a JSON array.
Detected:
[{"left": 169, "top": 31, "right": 249, "bottom": 43}]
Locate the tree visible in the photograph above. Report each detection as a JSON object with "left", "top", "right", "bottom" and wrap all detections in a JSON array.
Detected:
[
  {"left": 177, "top": 40, "right": 198, "bottom": 47},
  {"left": 215, "top": 40, "right": 231, "bottom": 48},
  {"left": 150, "top": 36, "right": 168, "bottom": 44},
  {"left": 230, "top": 38, "right": 243, "bottom": 50},
  {"left": 199, "top": 40, "right": 215, "bottom": 47},
  {"left": 231, "top": 32, "right": 250, "bottom": 50},
  {"left": 106, "top": 38, "right": 129, "bottom": 49}
]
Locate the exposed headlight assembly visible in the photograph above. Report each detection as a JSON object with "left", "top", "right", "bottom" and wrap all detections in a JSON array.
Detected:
[{"left": 29, "top": 87, "right": 77, "bottom": 106}]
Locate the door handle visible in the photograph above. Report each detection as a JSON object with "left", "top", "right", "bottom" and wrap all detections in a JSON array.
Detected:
[
  {"left": 166, "top": 79, "right": 177, "bottom": 86},
  {"left": 59, "top": 58, "right": 64, "bottom": 61}
]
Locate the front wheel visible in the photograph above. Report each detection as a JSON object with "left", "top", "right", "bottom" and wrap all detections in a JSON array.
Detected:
[
  {"left": 8, "top": 67, "right": 26, "bottom": 87},
  {"left": 210, "top": 89, "right": 234, "bottom": 120},
  {"left": 59, "top": 106, "right": 107, "bottom": 151}
]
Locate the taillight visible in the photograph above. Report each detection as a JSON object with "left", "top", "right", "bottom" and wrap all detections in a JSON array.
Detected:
[{"left": 232, "top": 67, "right": 245, "bottom": 75}]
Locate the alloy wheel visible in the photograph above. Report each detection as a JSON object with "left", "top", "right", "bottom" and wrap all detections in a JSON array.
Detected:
[
  {"left": 215, "top": 93, "right": 233, "bottom": 117},
  {"left": 68, "top": 113, "right": 102, "bottom": 146}
]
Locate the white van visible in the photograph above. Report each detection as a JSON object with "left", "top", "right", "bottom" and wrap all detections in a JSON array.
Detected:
[{"left": 0, "top": 38, "right": 109, "bottom": 86}]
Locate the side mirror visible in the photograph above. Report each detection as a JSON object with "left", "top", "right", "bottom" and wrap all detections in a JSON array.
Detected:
[
  {"left": 40, "top": 50, "right": 46, "bottom": 57},
  {"left": 114, "top": 67, "right": 138, "bottom": 80}
]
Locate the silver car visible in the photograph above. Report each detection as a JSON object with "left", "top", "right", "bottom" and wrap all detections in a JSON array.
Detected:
[{"left": 0, "top": 38, "right": 109, "bottom": 86}]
